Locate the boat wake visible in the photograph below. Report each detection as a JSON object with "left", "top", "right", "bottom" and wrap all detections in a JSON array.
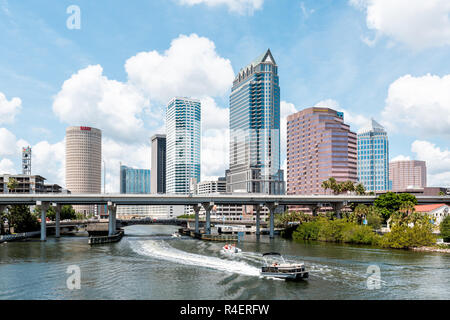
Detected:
[{"left": 130, "top": 240, "right": 260, "bottom": 277}]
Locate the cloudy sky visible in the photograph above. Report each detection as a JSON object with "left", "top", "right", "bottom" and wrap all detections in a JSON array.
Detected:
[{"left": 0, "top": 0, "right": 449, "bottom": 191}]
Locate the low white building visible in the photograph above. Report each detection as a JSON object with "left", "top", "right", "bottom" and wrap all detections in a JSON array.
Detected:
[{"left": 415, "top": 204, "right": 450, "bottom": 226}]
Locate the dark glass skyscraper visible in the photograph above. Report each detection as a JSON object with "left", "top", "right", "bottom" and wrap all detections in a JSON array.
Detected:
[
  {"left": 151, "top": 134, "right": 166, "bottom": 194},
  {"left": 226, "top": 49, "right": 284, "bottom": 194}
]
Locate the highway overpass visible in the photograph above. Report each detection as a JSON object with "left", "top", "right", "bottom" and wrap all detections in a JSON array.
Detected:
[{"left": 0, "top": 193, "right": 448, "bottom": 241}]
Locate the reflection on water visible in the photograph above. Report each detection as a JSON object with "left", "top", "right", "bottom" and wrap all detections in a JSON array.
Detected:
[{"left": 0, "top": 225, "right": 448, "bottom": 300}]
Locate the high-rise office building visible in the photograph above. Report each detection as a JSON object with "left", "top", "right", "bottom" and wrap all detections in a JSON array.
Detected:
[
  {"left": 357, "top": 119, "right": 389, "bottom": 192},
  {"left": 120, "top": 165, "right": 151, "bottom": 194},
  {"left": 286, "top": 107, "right": 357, "bottom": 195},
  {"left": 66, "top": 126, "right": 102, "bottom": 215},
  {"left": 226, "top": 49, "right": 284, "bottom": 194},
  {"left": 389, "top": 160, "right": 427, "bottom": 191},
  {"left": 118, "top": 165, "right": 152, "bottom": 218},
  {"left": 151, "top": 134, "right": 166, "bottom": 194},
  {"left": 166, "top": 97, "right": 201, "bottom": 195}
]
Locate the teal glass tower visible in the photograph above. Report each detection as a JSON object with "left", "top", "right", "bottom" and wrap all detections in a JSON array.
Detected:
[
  {"left": 226, "top": 49, "right": 284, "bottom": 194},
  {"left": 166, "top": 97, "right": 201, "bottom": 194},
  {"left": 357, "top": 119, "right": 389, "bottom": 192},
  {"left": 120, "top": 165, "right": 151, "bottom": 194}
]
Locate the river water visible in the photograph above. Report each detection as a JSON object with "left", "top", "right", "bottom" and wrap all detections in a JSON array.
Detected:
[{"left": 0, "top": 225, "right": 448, "bottom": 300}]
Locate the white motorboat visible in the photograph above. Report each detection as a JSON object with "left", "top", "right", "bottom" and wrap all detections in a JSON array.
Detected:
[
  {"left": 221, "top": 243, "right": 242, "bottom": 254},
  {"left": 171, "top": 233, "right": 181, "bottom": 238},
  {"left": 260, "top": 252, "right": 308, "bottom": 281}
]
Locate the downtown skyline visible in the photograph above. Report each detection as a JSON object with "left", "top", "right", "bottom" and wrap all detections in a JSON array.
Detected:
[{"left": 0, "top": 0, "right": 449, "bottom": 193}]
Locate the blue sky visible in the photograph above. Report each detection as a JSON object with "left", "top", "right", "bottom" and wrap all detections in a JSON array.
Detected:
[{"left": 0, "top": 0, "right": 449, "bottom": 191}]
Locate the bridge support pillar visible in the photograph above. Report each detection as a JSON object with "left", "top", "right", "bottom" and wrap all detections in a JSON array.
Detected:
[
  {"left": 332, "top": 201, "right": 347, "bottom": 219},
  {"left": 0, "top": 205, "right": 6, "bottom": 235},
  {"left": 203, "top": 202, "right": 214, "bottom": 235},
  {"left": 254, "top": 204, "right": 263, "bottom": 236},
  {"left": 37, "top": 201, "right": 50, "bottom": 241},
  {"left": 266, "top": 202, "right": 279, "bottom": 239},
  {"left": 52, "top": 203, "right": 61, "bottom": 238},
  {"left": 108, "top": 202, "right": 117, "bottom": 236},
  {"left": 193, "top": 204, "right": 201, "bottom": 234}
]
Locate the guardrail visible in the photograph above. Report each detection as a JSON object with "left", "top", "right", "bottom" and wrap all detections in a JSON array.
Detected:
[{"left": 0, "top": 231, "right": 41, "bottom": 243}]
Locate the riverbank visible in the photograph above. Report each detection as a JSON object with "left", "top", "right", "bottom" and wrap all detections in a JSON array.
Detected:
[{"left": 410, "top": 246, "right": 450, "bottom": 254}]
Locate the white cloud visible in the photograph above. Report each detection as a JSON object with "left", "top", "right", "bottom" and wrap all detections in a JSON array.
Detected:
[
  {"left": 32, "top": 140, "right": 65, "bottom": 187},
  {"left": 52, "top": 64, "right": 150, "bottom": 144},
  {"left": 0, "top": 127, "right": 64, "bottom": 186},
  {"left": 411, "top": 140, "right": 450, "bottom": 187},
  {"left": 49, "top": 34, "right": 235, "bottom": 188},
  {"left": 381, "top": 74, "right": 450, "bottom": 137},
  {"left": 201, "top": 96, "right": 229, "bottom": 131},
  {"left": 0, "top": 158, "right": 15, "bottom": 174},
  {"left": 314, "top": 99, "right": 370, "bottom": 131},
  {"left": 350, "top": 0, "right": 450, "bottom": 49},
  {"left": 390, "top": 155, "right": 411, "bottom": 162},
  {"left": 125, "top": 34, "right": 234, "bottom": 104},
  {"left": 103, "top": 138, "right": 150, "bottom": 193},
  {"left": 200, "top": 97, "right": 229, "bottom": 180},
  {"left": 0, "top": 92, "right": 21, "bottom": 124},
  {"left": 0, "top": 128, "right": 28, "bottom": 158},
  {"left": 178, "top": 0, "right": 263, "bottom": 14},
  {"left": 201, "top": 129, "right": 229, "bottom": 181}
]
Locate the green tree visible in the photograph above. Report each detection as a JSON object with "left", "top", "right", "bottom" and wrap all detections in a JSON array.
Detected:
[
  {"left": 398, "top": 193, "right": 418, "bottom": 205},
  {"left": 321, "top": 180, "right": 331, "bottom": 194},
  {"left": 341, "top": 180, "right": 355, "bottom": 193},
  {"left": 7, "top": 177, "right": 18, "bottom": 193},
  {"left": 8, "top": 205, "right": 40, "bottom": 233},
  {"left": 46, "top": 205, "right": 77, "bottom": 221},
  {"left": 374, "top": 192, "right": 417, "bottom": 221},
  {"left": 381, "top": 218, "right": 435, "bottom": 249},
  {"left": 365, "top": 207, "right": 383, "bottom": 230},
  {"left": 355, "top": 183, "right": 366, "bottom": 195},
  {"left": 440, "top": 216, "right": 450, "bottom": 242},
  {"left": 0, "top": 208, "right": 7, "bottom": 235},
  {"left": 350, "top": 204, "right": 369, "bottom": 224}
]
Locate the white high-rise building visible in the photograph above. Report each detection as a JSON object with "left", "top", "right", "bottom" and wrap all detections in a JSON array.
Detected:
[
  {"left": 65, "top": 126, "right": 102, "bottom": 215},
  {"left": 166, "top": 97, "right": 201, "bottom": 194},
  {"left": 166, "top": 97, "right": 201, "bottom": 216}
]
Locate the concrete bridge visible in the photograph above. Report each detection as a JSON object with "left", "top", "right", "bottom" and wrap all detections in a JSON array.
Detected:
[{"left": 0, "top": 193, "right": 448, "bottom": 241}]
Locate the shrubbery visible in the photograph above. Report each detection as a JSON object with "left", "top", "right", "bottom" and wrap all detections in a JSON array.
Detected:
[
  {"left": 379, "top": 223, "right": 436, "bottom": 249},
  {"left": 292, "top": 213, "right": 436, "bottom": 249},
  {"left": 292, "top": 218, "right": 380, "bottom": 245},
  {"left": 440, "top": 216, "right": 450, "bottom": 242}
]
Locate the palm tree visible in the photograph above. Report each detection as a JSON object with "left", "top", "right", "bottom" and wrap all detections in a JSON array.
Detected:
[
  {"left": 355, "top": 183, "right": 366, "bottom": 196},
  {"left": 341, "top": 180, "right": 355, "bottom": 193},
  {"left": 321, "top": 180, "right": 330, "bottom": 194},
  {"left": 351, "top": 204, "right": 369, "bottom": 224}
]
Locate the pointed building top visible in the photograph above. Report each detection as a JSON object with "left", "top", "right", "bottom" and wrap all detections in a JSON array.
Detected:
[
  {"left": 235, "top": 49, "right": 277, "bottom": 82},
  {"left": 250, "top": 49, "right": 276, "bottom": 66},
  {"left": 358, "top": 118, "right": 386, "bottom": 134}
]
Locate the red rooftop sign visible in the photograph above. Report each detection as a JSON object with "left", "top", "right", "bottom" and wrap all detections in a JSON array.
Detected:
[{"left": 80, "top": 126, "right": 91, "bottom": 131}]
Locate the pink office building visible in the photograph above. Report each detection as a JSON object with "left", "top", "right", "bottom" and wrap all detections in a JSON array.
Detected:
[
  {"left": 286, "top": 107, "right": 357, "bottom": 195},
  {"left": 389, "top": 160, "right": 427, "bottom": 191}
]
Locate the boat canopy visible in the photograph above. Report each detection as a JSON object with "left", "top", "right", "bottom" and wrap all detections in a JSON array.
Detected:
[{"left": 262, "top": 252, "right": 281, "bottom": 256}]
